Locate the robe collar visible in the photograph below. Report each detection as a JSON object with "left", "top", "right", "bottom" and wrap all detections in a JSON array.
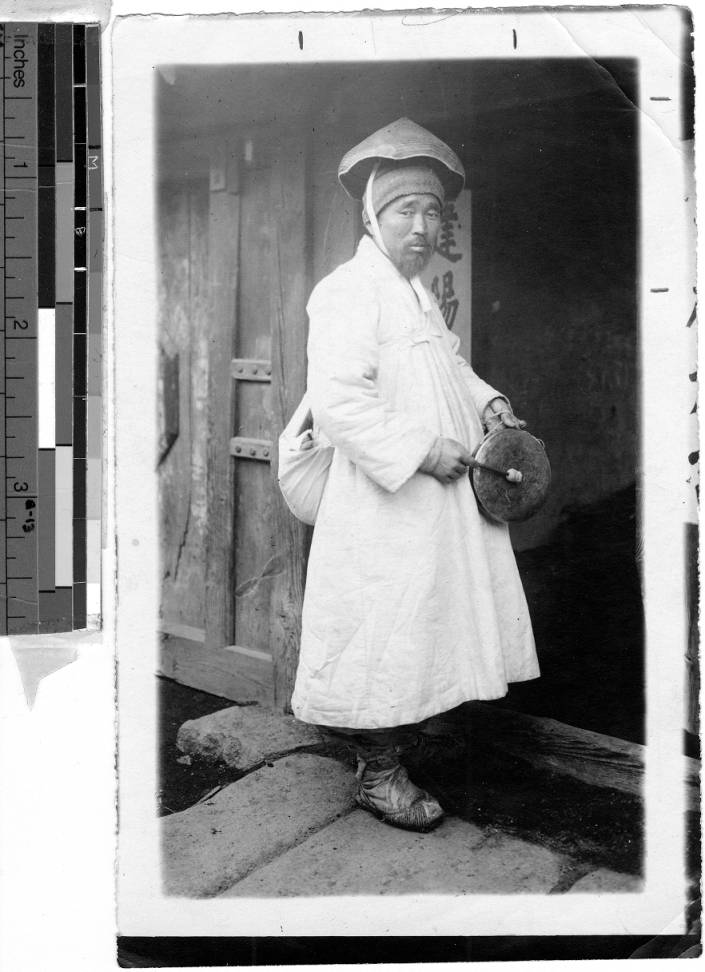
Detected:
[
  {"left": 355, "top": 234, "right": 441, "bottom": 339},
  {"left": 355, "top": 234, "right": 433, "bottom": 309}
]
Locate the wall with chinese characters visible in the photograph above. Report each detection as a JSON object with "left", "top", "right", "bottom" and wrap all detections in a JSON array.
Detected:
[{"left": 420, "top": 190, "right": 472, "bottom": 357}]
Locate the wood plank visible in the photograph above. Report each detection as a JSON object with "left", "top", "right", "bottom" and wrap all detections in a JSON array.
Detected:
[
  {"left": 158, "top": 181, "right": 210, "bottom": 633},
  {"left": 160, "top": 635, "right": 274, "bottom": 706},
  {"left": 204, "top": 140, "right": 240, "bottom": 653},
  {"left": 187, "top": 181, "right": 212, "bottom": 630},
  {"left": 236, "top": 157, "right": 274, "bottom": 360},
  {"left": 158, "top": 184, "right": 190, "bottom": 619},
  {"left": 269, "top": 133, "right": 310, "bottom": 709},
  {"left": 158, "top": 347, "right": 179, "bottom": 463},
  {"left": 234, "top": 459, "right": 277, "bottom": 652},
  {"left": 469, "top": 702, "right": 700, "bottom": 814},
  {"left": 233, "top": 155, "right": 278, "bottom": 657}
]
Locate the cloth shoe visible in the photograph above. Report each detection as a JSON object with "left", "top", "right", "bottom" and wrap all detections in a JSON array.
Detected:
[{"left": 355, "top": 756, "right": 445, "bottom": 832}]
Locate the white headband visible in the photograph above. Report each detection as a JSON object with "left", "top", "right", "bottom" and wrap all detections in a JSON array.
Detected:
[
  {"left": 363, "top": 163, "right": 432, "bottom": 312},
  {"left": 364, "top": 163, "right": 391, "bottom": 259}
]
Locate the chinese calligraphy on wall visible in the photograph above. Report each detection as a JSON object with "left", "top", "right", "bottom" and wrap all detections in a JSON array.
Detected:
[{"left": 421, "top": 190, "right": 472, "bottom": 355}]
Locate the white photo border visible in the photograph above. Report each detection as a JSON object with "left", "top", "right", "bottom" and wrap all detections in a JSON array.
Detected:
[{"left": 113, "top": 7, "right": 694, "bottom": 938}]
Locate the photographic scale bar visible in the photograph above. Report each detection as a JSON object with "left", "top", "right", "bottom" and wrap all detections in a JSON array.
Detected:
[{"left": 0, "top": 22, "right": 102, "bottom": 634}]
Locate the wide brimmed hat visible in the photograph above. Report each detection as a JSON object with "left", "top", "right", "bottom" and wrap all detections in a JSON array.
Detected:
[{"left": 338, "top": 117, "right": 465, "bottom": 201}]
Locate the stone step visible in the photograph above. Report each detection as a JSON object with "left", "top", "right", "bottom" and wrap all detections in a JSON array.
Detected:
[
  {"left": 220, "top": 809, "right": 573, "bottom": 897},
  {"left": 161, "top": 753, "right": 355, "bottom": 897},
  {"left": 176, "top": 704, "right": 322, "bottom": 772}
]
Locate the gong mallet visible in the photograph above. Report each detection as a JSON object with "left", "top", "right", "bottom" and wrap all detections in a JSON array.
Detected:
[{"left": 466, "top": 455, "right": 523, "bottom": 483}]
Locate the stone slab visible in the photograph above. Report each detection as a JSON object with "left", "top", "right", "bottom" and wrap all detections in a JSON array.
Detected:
[
  {"left": 161, "top": 754, "right": 356, "bottom": 897},
  {"left": 221, "top": 809, "right": 568, "bottom": 897},
  {"left": 176, "top": 704, "right": 322, "bottom": 770},
  {"left": 567, "top": 868, "right": 644, "bottom": 893}
]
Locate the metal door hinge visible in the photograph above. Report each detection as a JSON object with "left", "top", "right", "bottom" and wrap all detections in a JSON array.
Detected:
[
  {"left": 230, "top": 436, "right": 272, "bottom": 461},
  {"left": 231, "top": 358, "right": 272, "bottom": 381}
]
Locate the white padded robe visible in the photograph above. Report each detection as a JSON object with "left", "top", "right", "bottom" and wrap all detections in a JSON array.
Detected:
[{"left": 291, "top": 235, "right": 539, "bottom": 728}]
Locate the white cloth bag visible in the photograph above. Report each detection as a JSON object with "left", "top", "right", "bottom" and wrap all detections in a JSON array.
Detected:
[{"left": 278, "top": 394, "right": 334, "bottom": 525}]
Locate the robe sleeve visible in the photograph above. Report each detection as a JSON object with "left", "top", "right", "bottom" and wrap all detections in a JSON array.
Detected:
[
  {"left": 306, "top": 271, "right": 438, "bottom": 493},
  {"left": 447, "top": 328, "right": 510, "bottom": 419}
]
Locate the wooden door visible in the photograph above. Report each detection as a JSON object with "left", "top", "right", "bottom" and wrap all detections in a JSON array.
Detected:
[{"left": 202, "top": 131, "right": 311, "bottom": 709}]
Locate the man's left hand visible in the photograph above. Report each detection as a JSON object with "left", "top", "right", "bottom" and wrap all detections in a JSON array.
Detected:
[{"left": 484, "top": 397, "right": 527, "bottom": 432}]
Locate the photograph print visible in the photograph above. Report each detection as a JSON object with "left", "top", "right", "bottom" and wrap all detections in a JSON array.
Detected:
[{"left": 113, "top": 6, "right": 696, "bottom": 945}]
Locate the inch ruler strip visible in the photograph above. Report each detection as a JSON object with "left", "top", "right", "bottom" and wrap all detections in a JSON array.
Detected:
[
  {"left": 0, "top": 22, "right": 102, "bottom": 635},
  {"left": 2, "top": 24, "right": 39, "bottom": 634},
  {"left": 37, "top": 23, "right": 56, "bottom": 628},
  {"left": 52, "top": 21, "right": 74, "bottom": 630}
]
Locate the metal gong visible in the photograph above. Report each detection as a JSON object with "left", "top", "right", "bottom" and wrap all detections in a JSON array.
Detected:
[{"left": 470, "top": 428, "right": 551, "bottom": 523}]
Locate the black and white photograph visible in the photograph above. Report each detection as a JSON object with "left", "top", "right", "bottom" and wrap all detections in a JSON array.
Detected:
[
  {"left": 108, "top": 2, "right": 698, "bottom": 960},
  {"left": 0, "top": 3, "right": 700, "bottom": 970},
  {"left": 155, "top": 47, "right": 647, "bottom": 885}
]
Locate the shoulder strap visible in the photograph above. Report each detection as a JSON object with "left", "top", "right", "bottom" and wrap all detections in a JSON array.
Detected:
[{"left": 283, "top": 393, "right": 314, "bottom": 438}]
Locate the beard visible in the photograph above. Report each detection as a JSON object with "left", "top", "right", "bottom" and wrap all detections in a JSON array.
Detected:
[{"left": 396, "top": 244, "right": 433, "bottom": 279}]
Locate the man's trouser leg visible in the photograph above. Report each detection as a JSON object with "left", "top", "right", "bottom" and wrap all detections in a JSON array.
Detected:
[
  {"left": 320, "top": 723, "right": 445, "bottom": 833},
  {"left": 322, "top": 723, "right": 420, "bottom": 763}
]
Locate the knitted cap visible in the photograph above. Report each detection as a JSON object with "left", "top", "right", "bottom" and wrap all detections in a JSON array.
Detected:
[
  {"left": 338, "top": 117, "right": 465, "bottom": 201},
  {"left": 368, "top": 160, "right": 444, "bottom": 215}
]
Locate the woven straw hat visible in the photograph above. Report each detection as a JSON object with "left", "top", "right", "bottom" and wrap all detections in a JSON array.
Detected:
[{"left": 338, "top": 117, "right": 465, "bottom": 201}]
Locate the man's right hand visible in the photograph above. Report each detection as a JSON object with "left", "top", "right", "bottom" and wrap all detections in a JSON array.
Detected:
[{"left": 419, "top": 436, "right": 473, "bottom": 484}]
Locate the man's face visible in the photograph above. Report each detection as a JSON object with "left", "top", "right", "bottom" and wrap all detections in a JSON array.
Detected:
[{"left": 373, "top": 193, "right": 442, "bottom": 278}]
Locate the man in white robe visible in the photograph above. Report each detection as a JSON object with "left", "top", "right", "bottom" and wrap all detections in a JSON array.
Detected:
[{"left": 290, "top": 118, "right": 540, "bottom": 831}]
